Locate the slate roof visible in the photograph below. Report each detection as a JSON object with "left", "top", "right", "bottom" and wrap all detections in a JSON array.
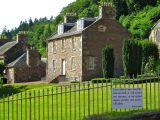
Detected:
[
  {"left": 0, "top": 39, "right": 10, "bottom": 46},
  {"left": 152, "top": 19, "right": 160, "bottom": 29},
  {"left": 7, "top": 53, "right": 46, "bottom": 68},
  {"left": 48, "top": 18, "right": 97, "bottom": 41},
  {"left": 0, "top": 41, "right": 17, "bottom": 55},
  {"left": 7, "top": 53, "right": 26, "bottom": 67}
]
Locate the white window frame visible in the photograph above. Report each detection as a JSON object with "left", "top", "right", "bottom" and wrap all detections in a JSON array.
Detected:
[
  {"left": 71, "top": 57, "right": 76, "bottom": 70},
  {"left": 61, "top": 39, "right": 65, "bottom": 51},
  {"left": 77, "top": 19, "right": 84, "bottom": 30},
  {"left": 58, "top": 24, "right": 64, "bottom": 35},
  {"left": 52, "top": 60, "right": 56, "bottom": 72},
  {"left": 52, "top": 41, "right": 56, "bottom": 53},
  {"left": 88, "top": 57, "right": 95, "bottom": 70},
  {"left": 72, "top": 37, "right": 76, "bottom": 50}
]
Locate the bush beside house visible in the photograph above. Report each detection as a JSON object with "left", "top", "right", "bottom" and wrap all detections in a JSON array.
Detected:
[{"left": 102, "top": 45, "right": 115, "bottom": 78}]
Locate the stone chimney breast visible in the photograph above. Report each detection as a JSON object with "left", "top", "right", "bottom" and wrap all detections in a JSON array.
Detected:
[
  {"left": 99, "top": 2, "right": 116, "bottom": 19},
  {"left": 26, "top": 47, "right": 40, "bottom": 67},
  {"left": 16, "top": 31, "right": 28, "bottom": 44}
]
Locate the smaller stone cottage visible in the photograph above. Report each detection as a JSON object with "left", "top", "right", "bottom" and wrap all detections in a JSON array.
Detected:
[
  {"left": 6, "top": 47, "right": 46, "bottom": 83},
  {"left": 0, "top": 31, "right": 28, "bottom": 64}
]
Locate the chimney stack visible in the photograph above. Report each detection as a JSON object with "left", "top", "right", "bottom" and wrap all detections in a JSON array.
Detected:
[
  {"left": 16, "top": 31, "right": 28, "bottom": 44},
  {"left": 26, "top": 47, "right": 40, "bottom": 67},
  {"left": 64, "top": 13, "right": 78, "bottom": 23},
  {"left": 99, "top": 2, "right": 116, "bottom": 19}
]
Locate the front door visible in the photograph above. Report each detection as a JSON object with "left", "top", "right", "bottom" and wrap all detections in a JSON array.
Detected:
[{"left": 61, "top": 59, "right": 66, "bottom": 75}]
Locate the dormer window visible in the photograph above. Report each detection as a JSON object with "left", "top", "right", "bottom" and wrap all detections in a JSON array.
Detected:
[
  {"left": 58, "top": 23, "right": 75, "bottom": 35},
  {"left": 77, "top": 18, "right": 96, "bottom": 31},
  {"left": 77, "top": 19, "right": 84, "bottom": 30},
  {"left": 58, "top": 24, "right": 64, "bottom": 35}
]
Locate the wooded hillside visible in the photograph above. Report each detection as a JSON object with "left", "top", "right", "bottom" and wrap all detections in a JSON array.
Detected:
[{"left": 1, "top": 0, "right": 160, "bottom": 57}]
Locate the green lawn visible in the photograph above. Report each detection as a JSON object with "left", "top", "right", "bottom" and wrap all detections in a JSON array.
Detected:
[{"left": 0, "top": 81, "right": 160, "bottom": 120}]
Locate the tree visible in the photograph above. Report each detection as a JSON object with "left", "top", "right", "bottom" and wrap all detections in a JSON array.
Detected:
[
  {"left": 140, "top": 40, "right": 159, "bottom": 73},
  {"left": 122, "top": 39, "right": 142, "bottom": 78},
  {"left": 102, "top": 44, "right": 115, "bottom": 78}
]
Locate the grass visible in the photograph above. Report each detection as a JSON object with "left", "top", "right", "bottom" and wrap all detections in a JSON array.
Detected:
[{"left": 0, "top": 81, "right": 160, "bottom": 120}]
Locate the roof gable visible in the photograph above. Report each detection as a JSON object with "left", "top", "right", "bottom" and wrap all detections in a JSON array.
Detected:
[
  {"left": 7, "top": 53, "right": 26, "bottom": 67},
  {"left": 0, "top": 41, "right": 17, "bottom": 55}
]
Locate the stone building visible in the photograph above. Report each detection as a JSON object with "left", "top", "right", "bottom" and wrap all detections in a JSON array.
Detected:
[
  {"left": 6, "top": 47, "right": 46, "bottom": 83},
  {"left": 47, "top": 3, "right": 131, "bottom": 82},
  {"left": 149, "top": 19, "right": 160, "bottom": 46},
  {"left": 0, "top": 31, "right": 28, "bottom": 64}
]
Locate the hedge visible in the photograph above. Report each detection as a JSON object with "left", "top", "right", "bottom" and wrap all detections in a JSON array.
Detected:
[
  {"left": 102, "top": 44, "right": 115, "bottom": 78},
  {"left": 122, "top": 38, "right": 142, "bottom": 78}
]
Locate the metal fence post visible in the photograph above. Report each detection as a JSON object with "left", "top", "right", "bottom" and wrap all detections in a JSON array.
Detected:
[
  {"left": 146, "top": 79, "right": 148, "bottom": 112},
  {"left": 3, "top": 95, "right": 5, "bottom": 120},
  {"left": 29, "top": 92, "right": 32, "bottom": 120},
  {"left": 83, "top": 83, "right": 86, "bottom": 120},
  {"left": 74, "top": 84, "right": 76, "bottom": 120},
  {"left": 88, "top": 82, "right": 90, "bottom": 120},
  {"left": 34, "top": 90, "right": 36, "bottom": 120},
  {"left": 52, "top": 88, "right": 54, "bottom": 120},
  {"left": 7, "top": 94, "right": 9, "bottom": 120},
  {"left": 12, "top": 93, "right": 14, "bottom": 120},
  {"left": 21, "top": 92, "right": 22, "bottom": 120},
  {"left": 56, "top": 87, "right": 58, "bottom": 120},
  {"left": 38, "top": 90, "right": 40, "bottom": 120}
]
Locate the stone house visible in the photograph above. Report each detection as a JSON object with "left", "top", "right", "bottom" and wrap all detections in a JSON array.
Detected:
[
  {"left": 6, "top": 47, "right": 46, "bottom": 83},
  {"left": 0, "top": 31, "right": 28, "bottom": 64},
  {"left": 47, "top": 3, "right": 131, "bottom": 82},
  {"left": 149, "top": 19, "right": 160, "bottom": 46}
]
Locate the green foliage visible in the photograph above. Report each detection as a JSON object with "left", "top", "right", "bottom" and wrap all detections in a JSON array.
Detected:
[
  {"left": 144, "top": 57, "right": 156, "bottom": 75},
  {"left": 140, "top": 40, "right": 159, "bottom": 73},
  {"left": 102, "top": 45, "right": 115, "bottom": 78},
  {"left": 0, "top": 62, "right": 5, "bottom": 76},
  {"left": 1, "top": 0, "right": 160, "bottom": 56},
  {"left": 120, "top": 5, "right": 160, "bottom": 38},
  {"left": 91, "top": 78, "right": 110, "bottom": 83},
  {"left": 122, "top": 38, "right": 142, "bottom": 78}
]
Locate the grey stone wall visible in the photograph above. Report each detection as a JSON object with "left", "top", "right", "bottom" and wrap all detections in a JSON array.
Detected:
[{"left": 47, "top": 35, "right": 82, "bottom": 82}]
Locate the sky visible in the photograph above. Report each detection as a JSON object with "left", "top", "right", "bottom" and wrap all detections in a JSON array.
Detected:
[{"left": 0, "top": 0, "right": 76, "bottom": 33}]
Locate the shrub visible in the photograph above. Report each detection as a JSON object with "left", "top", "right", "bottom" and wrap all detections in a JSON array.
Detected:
[
  {"left": 0, "top": 62, "right": 5, "bottom": 76},
  {"left": 122, "top": 38, "right": 142, "bottom": 78},
  {"left": 140, "top": 40, "right": 159, "bottom": 73},
  {"left": 91, "top": 78, "right": 111, "bottom": 83},
  {"left": 102, "top": 44, "right": 115, "bottom": 78}
]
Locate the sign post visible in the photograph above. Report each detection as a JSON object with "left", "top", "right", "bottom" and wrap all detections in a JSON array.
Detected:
[{"left": 112, "top": 88, "right": 143, "bottom": 109}]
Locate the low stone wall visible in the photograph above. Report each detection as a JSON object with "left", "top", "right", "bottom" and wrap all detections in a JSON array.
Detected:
[{"left": 122, "top": 112, "right": 160, "bottom": 120}]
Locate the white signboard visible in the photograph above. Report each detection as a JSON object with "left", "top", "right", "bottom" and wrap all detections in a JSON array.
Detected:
[{"left": 112, "top": 88, "right": 143, "bottom": 109}]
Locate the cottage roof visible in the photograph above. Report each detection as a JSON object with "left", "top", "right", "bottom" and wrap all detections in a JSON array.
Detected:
[
  {"left": 7, "top": 53, "right": 26, "bottom": 67},
  {"left": 0, "top": 39, "right": 10, "bottom": 46},
  {"left": 152, "top": 19, "right": 160, "bottom": 29},
  {"left": 48, "top": 17, "right": 98, "bottom": 41},
  {"left": 0, "top": 41, "right": 17, "bottom": 55},
  {"left": 7, "top": 53, "right": 46, "bottom": 68}
]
